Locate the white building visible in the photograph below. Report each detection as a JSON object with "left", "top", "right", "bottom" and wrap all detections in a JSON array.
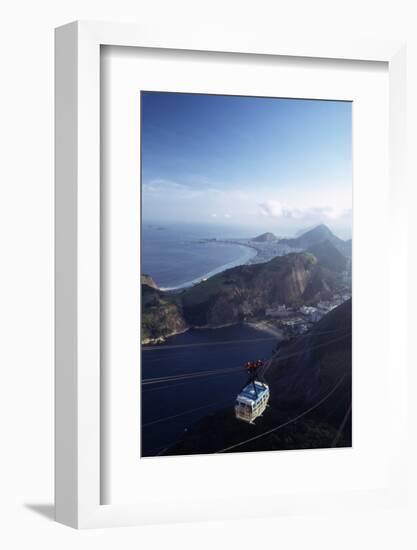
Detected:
[{"left": 265, "top": 304, "right": 287, "bottom": 317}]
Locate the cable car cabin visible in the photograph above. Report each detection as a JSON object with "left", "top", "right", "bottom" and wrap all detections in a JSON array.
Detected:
[{"left": 235, "top": 381, "right": 270, "bottom": 424}]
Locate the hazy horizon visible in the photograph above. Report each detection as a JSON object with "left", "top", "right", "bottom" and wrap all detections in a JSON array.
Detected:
[
  {"left": 143, "top": 220, "right": 352, "bottom": 242},
  {"left": 141, "top": 92, "right": 352, "bottom": 239}
]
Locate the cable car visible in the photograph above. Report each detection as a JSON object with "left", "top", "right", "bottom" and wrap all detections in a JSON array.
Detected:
[{"left": 235, "top": 360, "right": 270, "bottom": 424}]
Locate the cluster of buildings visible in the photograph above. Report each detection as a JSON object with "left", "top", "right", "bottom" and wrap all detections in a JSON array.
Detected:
[{"left": 265, "top": 293, "right": 351, "bottom": 339}]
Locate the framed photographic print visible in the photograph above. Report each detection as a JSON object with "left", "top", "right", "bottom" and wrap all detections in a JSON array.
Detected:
[
  {"left": 139, "top": 91, "right": 353, "bottom": 458},
  {"left": 55, "top": 21, "right": 408, "bottom": 528}
]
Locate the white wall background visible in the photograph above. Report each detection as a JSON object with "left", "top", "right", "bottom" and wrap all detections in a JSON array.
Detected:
[{"left": 0, "top": 0, "right": 416, "bottom": 547}]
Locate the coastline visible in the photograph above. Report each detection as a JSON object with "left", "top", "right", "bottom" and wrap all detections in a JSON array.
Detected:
[
  {"left": 141, "top": 320, "right": 282, "bottom": 347},
  {"left": 142, "top": 326, "right": 189, "bottom": 346},
  {"left": 158, "top": 242, "right": 258, "bottom": 291}
]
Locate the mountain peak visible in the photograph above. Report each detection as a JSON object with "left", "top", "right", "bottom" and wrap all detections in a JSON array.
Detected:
[
  {"left": 279, "top": 224, "right": 350, "bottom": 255},
  {"left": 252, "top": 232, "right": 277, "bottom": 242},
  {"left": 305, "top": 224, "right": 333, "bottom": 236}
]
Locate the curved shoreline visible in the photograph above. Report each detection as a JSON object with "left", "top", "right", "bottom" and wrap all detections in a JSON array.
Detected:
[
  {"left": 158, "top": 242, "right": 258, "bottom": 291},
  {"left": 142, "top": 320, "right": 282, "bottom": 347}
]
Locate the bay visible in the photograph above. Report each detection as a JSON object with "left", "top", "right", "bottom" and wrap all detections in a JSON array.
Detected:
[
  {"left": 141, "top": 324, "right": 280, "bottom": 457},
  {"left": 142, "top": 223, "right": 257, "bottom": 289}
]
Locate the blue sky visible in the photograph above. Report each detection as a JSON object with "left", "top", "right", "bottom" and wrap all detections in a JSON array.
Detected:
[{"left": 141, "top": 92, "right": 352, "bottom": 238}]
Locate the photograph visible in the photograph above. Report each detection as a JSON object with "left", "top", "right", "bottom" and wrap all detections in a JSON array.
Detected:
[
  {"left": 140, "top": 91, "right": 352, "bottom": 457},
  {"left": 2, "top": 3, "right": 410, "bottom": 542}
]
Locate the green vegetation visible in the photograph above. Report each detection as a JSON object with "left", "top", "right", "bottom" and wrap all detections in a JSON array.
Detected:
[
  {"left": 141, "top": 284, "right": 187, "bottom": 343},
  {"left": 141, "top": 250, "right": 344, "bottom": 342},
  {"left": 307, "top": 240, "right": 347, "bottom": 273}
]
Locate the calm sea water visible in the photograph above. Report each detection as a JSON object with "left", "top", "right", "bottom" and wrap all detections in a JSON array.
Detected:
[
  {"left": 141, "top": 324, "right": 279, "bottom": 457},
  {"left": 142, "top": 223, "right": 256, "bottom": 289}
]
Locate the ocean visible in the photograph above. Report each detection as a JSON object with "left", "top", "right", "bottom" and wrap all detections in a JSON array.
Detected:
[
  {"left": 142, "top": 223, "right": 257, "bottom": 289},
  {"left": 141, "top": 324, "right": 279, "bottom": 457}
]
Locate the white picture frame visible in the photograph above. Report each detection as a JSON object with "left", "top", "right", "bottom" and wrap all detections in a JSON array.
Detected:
[{"left": 55, "top": 21, "right": 407, "bottom": 529}]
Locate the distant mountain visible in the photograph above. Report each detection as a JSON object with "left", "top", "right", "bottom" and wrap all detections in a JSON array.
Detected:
[
  {"left": 307, "top": 240, "right": 348, "bottom": 273},
  {"left": 338, "top": 239, "right": 352, "bottom": 258},
  {"left": 181, "top": 252, "right": 336, "bottom": 327},
  {"left": 251, "top": 232, "right": 277, "bottom": 242},
  {"left": 294, "top": 225, "right": 316, "bottom": 237},
  {"left": 280, "top": 224, "right": 351, "bottom": 257},
  {"left": 163, "top": 300, "right": 352, "bottom": 456}
]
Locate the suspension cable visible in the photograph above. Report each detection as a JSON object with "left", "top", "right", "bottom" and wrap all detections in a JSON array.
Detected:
[
  {"left": 142, "top": 398, "right": 234, "bottom": 428},
  {"left": 143, "top": 336, "right": 277, "bottom": 352},
  {"left": 141, "top": 330, "right": 350, "bottom": 388},
  {"left": 216, "top": 374, "right": 347, "bottom": 453}
]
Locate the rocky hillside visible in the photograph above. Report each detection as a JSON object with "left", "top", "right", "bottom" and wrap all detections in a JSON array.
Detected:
[
  {"left": 141, "top": 273, "right": 158, "bottom": 289},
  {"left": 141, "top": 236, "right": 350, "bottom": 343},
  {"left": 141, "top": 284, "right": 187, "bottom": 344},
  {"left": 340, "top": 239, "right": 352, "bottom": 258},
  {"left": 181, "top": 252, "right": 336, "bottom": 327},
  {"left": 307, "top": 239, "right": 348, "bottom": 273},
  {"left": 266, "top": 298, "right": 352, "bottom": 407}
]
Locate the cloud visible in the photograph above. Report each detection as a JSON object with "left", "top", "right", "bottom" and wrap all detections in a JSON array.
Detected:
[
  {"left": 310, "top": 206, "right": 352, "bottom": 221},
  {"left": 142, "top": 178, "right": 189, "bottom": 194},
  {"left": 258, "top": 200, "right": 351, "bottom": 222},
  {"left": 143, "top": 178, "right": 233, "bottom": 201},
  {"left": 142, "top": 176, "right": 351, "bottom": 233},
  {"left": 258, "top": 200, "right": 298, "bottom": 219}
]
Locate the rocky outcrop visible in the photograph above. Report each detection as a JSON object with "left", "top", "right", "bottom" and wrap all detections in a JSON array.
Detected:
[
  {"left": 181, "top": 252, "right": 336, "bottom": 327},
  {"left": 307, "top": 240, "right": 348, "bottom": 274},
  {"left": 141, "top": 273, "right": 158, "bottom": 289},
  {"left": 141, "top": 284, "right": 187, "bottom": 344}
]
